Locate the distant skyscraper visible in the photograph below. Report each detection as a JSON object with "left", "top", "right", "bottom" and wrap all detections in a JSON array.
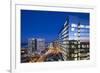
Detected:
[
  {"left": 28, "top": 38, "right": 37, "bottom": 55},
  {"left": 28, "top": 38, "right": 45, "bottom": 55},
  {"left": 36, "top": 38, "right": 45, "bottom": 54}
]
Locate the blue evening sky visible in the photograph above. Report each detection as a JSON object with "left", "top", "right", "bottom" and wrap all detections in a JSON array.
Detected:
[{"left": 21, "top": 10, "right": 89, "bottom": 43}]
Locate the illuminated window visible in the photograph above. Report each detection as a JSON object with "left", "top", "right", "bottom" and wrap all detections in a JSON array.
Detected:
[
  {"left": 63, "top": 34, "right": 67, "bottom": 38},
  {"left": 62, "top": 30, "right": 67, "bottom": 35},
  {"left": 78, "top": 45, "right": 80, "bottom": 48},
  {"left": 79, "top": 25, "right": 85, "bottom": 28},
  {"left": 71, "top": 45, "right": 75, "bottom": 48},
  {"left": 74, "top": 41, "right": 77, "bottom": 44},
  {"left": 82, "top": 45, "right": 85, "bottom": 48},
  {"left": 71, "top": 23, "right": 77, "bottom": 27},
  {"left": 78, "top": 41, "right": 80, "bottom": 44},
  {"left": 87, "top": 45, "right": 89, "bottom": 48},
  {"left": 71, "top": 28, "right": 75, "bottom": 31},
  {"left": 62, "top": 26, "right": 68, "bottom": 33},
  {"left": 63, "top": 42, "right": 67, "bottom": 44},
  {"left": 74, "top": 33, "right": 77, "bottom": 36},
  {"left": 85, "top": 25, "right": 89, "bottom": 28}
]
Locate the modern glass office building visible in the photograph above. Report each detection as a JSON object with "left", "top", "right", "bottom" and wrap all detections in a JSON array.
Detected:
[{"left": 57, "top": 16, "right": 90, "bottom": 61}]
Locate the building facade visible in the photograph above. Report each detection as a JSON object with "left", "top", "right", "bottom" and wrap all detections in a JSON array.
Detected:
[
  {"left": 57, "top": 16, "right": 90, "bottom": 60},
  {"left": 28, "top": 38, "right": 37, "bottom": 55},
  {"left": 36, "top": 38, "right": 45, "bottom": 54},
  {"left": 28, "top": 38, "right": 45, "bottom": 55}
]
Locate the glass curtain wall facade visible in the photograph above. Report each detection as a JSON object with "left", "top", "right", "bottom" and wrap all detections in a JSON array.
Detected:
[{"left": 58, "top": 17, "right": 90, "bottom": 61}]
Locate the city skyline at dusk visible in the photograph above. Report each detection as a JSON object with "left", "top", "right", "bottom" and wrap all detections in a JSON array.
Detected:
[{"left": 21, "top": 9, "right": 90, "bottom": 62}]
